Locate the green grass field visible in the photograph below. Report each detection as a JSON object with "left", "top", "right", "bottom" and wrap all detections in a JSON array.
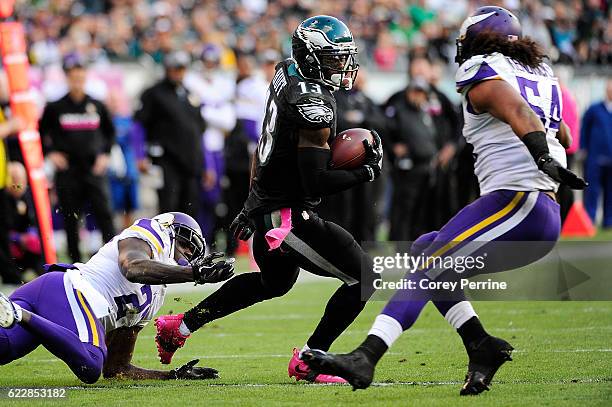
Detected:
[{"left": 1, "top": 275, "right": 611, "bottom": 406}]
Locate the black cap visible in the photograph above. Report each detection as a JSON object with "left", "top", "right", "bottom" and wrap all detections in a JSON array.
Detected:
[
  {"left": 164, "top": 51, "right": 190, "bottom": 69},
  {"left": 62, "top": 53, "right": 87, "bottom": 71}
]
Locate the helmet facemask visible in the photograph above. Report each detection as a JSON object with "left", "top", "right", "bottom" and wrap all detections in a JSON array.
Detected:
[
  {"left": 169, "top": 223, "right": 205, "bottom": 265},
  {"left": 292, "top": 17, "right": 359, "bottom": 91},
  {"left": 314, "top": 50, "right": 359, "bottom": 91}
]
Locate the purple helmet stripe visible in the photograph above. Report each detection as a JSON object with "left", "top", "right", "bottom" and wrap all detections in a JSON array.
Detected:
[
  {"left": 455, "top": 6, "right": 522, "bottom": 64},
  {"left": 136, "top": 219, "right": 165, "bottom": 249}
]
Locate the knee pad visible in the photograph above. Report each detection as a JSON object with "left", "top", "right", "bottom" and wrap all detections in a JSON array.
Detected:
[
  {"left": 0, "top": 333, "right": 10, "bottom": 365},
  {"left": 74, "top": 346, "right": 105, "bottom": 384},
  {"left": 77, "top": 367, "right": 102, "bottom": 384}
]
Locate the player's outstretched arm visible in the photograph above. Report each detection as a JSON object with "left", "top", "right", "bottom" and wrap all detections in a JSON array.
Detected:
[
  {"left": 468, "top": 80, "right": 586, "bottom": 189},
  {"left": 118, "top": 238, "right": 195, "bottom": 285},
  {"left": 103, "top": 327, "right": 218, "bottom": 380},
  {"left": 118, "top": 238, "right": 234, "bottom": 285},
  {"left": 297, "top": 127, "right": 379, "bottom": 197}
]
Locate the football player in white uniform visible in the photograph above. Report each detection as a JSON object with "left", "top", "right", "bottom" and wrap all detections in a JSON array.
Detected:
[
  {"left": 0, "top": 212, "right": 234, "bottom": 383},
  {"left": 302, "top": 6, "right": 587, "bottom": 395}
]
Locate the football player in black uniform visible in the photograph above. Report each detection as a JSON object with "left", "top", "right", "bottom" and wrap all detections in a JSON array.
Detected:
[{"left": 155, "top": 15, "right": 383, "bottom": 383}]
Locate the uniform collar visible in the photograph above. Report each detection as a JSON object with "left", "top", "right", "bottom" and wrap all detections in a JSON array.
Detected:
[{"left": 65, "top": 92, "right": 90, "bottom": 105}]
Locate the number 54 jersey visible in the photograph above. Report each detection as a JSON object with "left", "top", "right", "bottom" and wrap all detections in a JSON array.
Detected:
[
  {"left": 75, "top": 218, "right": 172, "bottom": 332},
  {"left": 244, "top": 59, "right": 337, "bottom": 216},
  {"left": 456, "top": 52, "right": 567, "bottom": 195}
]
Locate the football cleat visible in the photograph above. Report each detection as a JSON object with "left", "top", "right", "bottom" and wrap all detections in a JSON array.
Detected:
[
  {"left": 154, "top": 314, "right": 190, "bottom": 364},
  {"left": 301, "top": 348, "right": 374, "bottom": 390},
  {"left": 288, "top": 348, "right": 348, "bottom": 384},
  {"left": 0, "top": 292, "right": 19, "bottom": 329},
  {"left": 460, "top": 335, "right": 514, "bottom": 395}
]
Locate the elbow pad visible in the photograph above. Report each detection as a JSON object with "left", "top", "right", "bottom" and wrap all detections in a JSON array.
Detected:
[{"left": 297, "top": 147, "right": 369, "bottom": 197}]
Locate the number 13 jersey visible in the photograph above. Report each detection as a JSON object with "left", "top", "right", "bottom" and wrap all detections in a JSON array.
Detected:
[
  {"left": 244, "top": 59, "right": 337, "bottom": 216},
  {"left": 456, "top": 52, "right": 567, "bottom": 194}
]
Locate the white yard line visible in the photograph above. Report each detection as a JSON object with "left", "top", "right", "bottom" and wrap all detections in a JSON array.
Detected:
[
  {"left": 64, "top": 377, "right": 611, "bottom": 390},
  {"left": 28, "top": 348, "right": 612, "bottom": 364}
]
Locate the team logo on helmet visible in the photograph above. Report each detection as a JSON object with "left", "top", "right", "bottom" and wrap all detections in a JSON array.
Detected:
[
  {"left": 292, "top": 15, "right": 359, "bottom": 91},
  {"left": 154, "top": 212, "right": 206, "bottom": 264},
  {"left": 455, "top": 6, "right": 522, "bottom": 64}
]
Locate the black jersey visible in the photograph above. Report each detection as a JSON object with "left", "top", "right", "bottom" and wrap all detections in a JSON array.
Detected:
[
  {"left": 39, "top": 93, "right": 115, "bottom": 168},
  {"left": 244, "top": 59, "right": 337, "bottom": 216}
]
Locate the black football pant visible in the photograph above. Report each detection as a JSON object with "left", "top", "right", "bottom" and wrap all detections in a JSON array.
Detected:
[
  {"left": 183, "top": 208, "right": 375, "bottom": 351},
  {"left": 55, "top": 169, "right": 115, "bottom": 263}
]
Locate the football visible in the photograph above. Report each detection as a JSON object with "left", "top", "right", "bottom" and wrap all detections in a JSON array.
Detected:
[{"left": 330, "top": 128, "right": 374, "bottom": 169}]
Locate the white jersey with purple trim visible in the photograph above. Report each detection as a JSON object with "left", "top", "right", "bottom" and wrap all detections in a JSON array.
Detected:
[
  {"left": 456, "top": 52, "right": 567, "bottom": 194},
  {"left": 75, "top": 218, "right": 174, "bottom": 332}
]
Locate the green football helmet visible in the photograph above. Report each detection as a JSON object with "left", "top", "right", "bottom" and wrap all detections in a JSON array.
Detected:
[{"left": 292, "top": 15, "right": 359, "bottom": 91}]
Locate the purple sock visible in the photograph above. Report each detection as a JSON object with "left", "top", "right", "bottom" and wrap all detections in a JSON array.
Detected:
[
  {"left": 378, "top": 231, "right": 441, "bottom": 331},
  {"left": 381, "top": 299, "right": 429, "bottom": 331},
  {"left": 380, "top": 271, "right": 431, "bottom": 331},
  {"left": 23, "top": 313, "right": 105, "bottom": 384}
]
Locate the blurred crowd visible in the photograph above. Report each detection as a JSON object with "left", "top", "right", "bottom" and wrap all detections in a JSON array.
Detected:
[
  {"left": 18, "top": 0, "right": 612, "bottom": 70},
  {"left": 0, "top": 0, "right": 610, "bottom": 284}
]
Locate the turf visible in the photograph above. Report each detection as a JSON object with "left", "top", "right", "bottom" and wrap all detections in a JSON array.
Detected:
[{"left": 1, "top": 277, "right": 611, "bottom": 406}]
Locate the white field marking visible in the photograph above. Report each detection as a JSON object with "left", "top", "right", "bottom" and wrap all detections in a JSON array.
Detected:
[
  {"left": 139, "top": 323, "right": 611, "bottom": 337},
  {"left": 138, "top": 324, "right": 612, "bottom": 341},
  {"left": 513, "top": 348, "right": 612, "bottom": 353},
  {"left": 240, "top": 314, "right": 309, "bottom": 320},
  {"left": 26, "top": 348, "right": 612, "bottom": 365},
  {"left": 29, "top": 352, "right": 406, "bottom": 364},
  {"left": 64, "top": 377, "right": 612, "bottom": 390}
]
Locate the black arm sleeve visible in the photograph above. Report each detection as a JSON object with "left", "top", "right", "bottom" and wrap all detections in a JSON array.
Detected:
[
  {"left": 297, "top": 147, "right": 370, "bottom": 197},
  {"left": 521, "top": 131, "right": 549, "bottom": 163}
]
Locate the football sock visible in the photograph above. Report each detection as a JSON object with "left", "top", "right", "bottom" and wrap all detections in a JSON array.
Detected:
[
  {"left": 457, "top": 316, "right": 489, "bottom": 350},
  {"left": 356, "top": 334, "right": 388, "bottom": 365},
  {"left": 183, "top": 272, "right": 269, "bottom": 332},
  {"left": 179, "top": 321, "right": 191, "bottom": 336},
  {"left": 438, "top": 300, "right": 477, "bottom": 329},
  {"left": 23, "top": 313, "right": 105, "bottom": 383},
  {"left": 377, "top": 268, "right": 432, "bottom": 331},
  {"left": 368, "top": 314, "right": 403, "bottom": 347},
  {"left": 306, "top": 282, "right": 367, "bottom": 351},
  {"left": 299, "top": 344, "right": 310, "bottom": 358},
  {"left": 379, "top": 294, "right": 429, "bottom": 330}
]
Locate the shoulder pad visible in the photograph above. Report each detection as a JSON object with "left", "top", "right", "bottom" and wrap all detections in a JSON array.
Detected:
[
  {"left": 293, "top": 96, "right": 334, "bottom": 126},
  {"left": 456, "top": 53, "right": 505, "bottom": 94},
  {"left": 121, "top": 218, "right": 168, "bottom": 256}
]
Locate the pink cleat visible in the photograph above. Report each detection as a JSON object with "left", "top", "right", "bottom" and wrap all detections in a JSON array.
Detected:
[
  {"left": 288, "top": 348, "right": 348, "bottom": 384},
  {"left": 154, "top": 314, "right": 190, "bottom": 364}
]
